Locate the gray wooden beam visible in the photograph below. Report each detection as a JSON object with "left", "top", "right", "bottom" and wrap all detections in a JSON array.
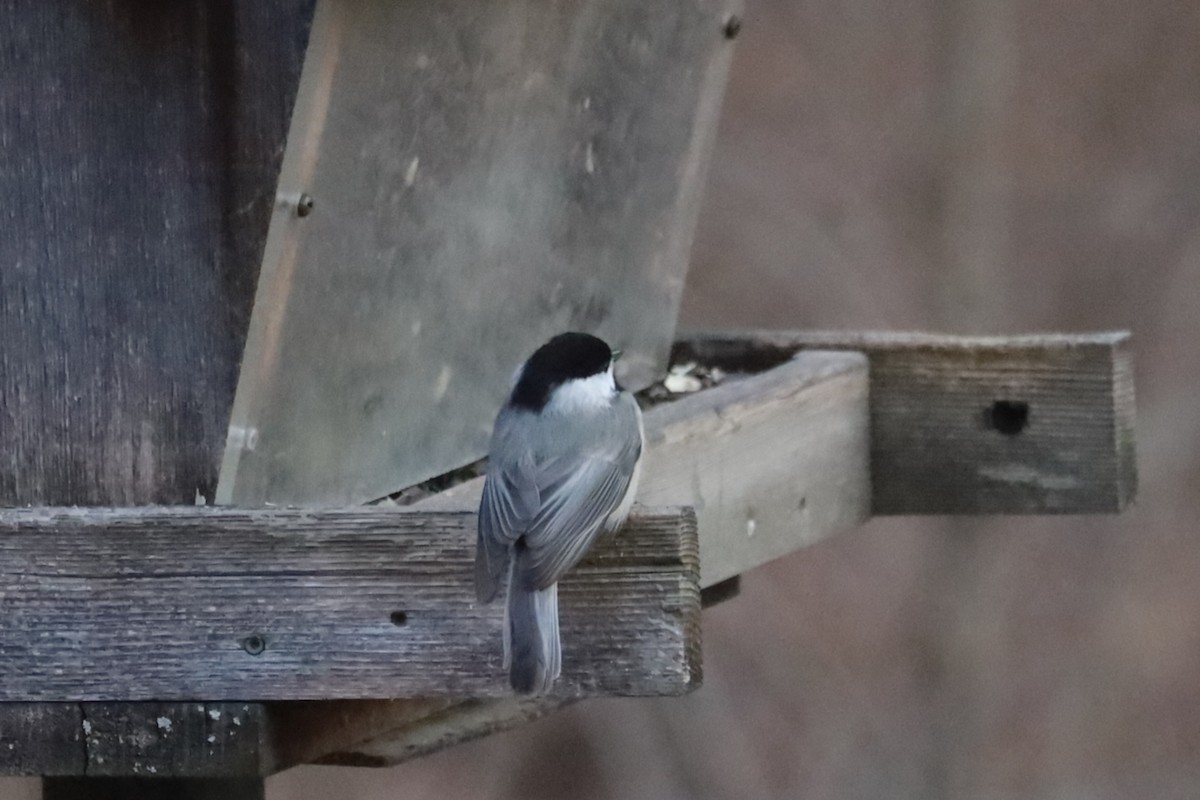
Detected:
[
  {"left": 282, "top": 350, "right": 871, "bottom": 769},
  {"left": 0, "top": 507, "right": 700, "bottom": 703},
  {"left": 674, "top": 330, "right": 1137, "bottom": 514}
]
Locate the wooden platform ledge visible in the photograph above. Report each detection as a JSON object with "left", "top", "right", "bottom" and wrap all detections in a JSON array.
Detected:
[{"left": 0, "top": 506, "right": 700, "bottom": 702}]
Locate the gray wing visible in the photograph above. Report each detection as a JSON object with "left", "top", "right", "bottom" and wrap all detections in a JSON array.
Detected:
[
  {"left": 476, "top": 396, "right": 642, "bottom": 599},
  {"left": 517, "top": 432, "right": 641, "bottom": 590},
  {"left": 476, "top": 441, "right": 539, "bottom": 603}
]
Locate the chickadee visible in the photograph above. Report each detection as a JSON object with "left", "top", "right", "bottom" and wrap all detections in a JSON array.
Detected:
[{"left": 476, "top": 332, "right": 644, "bottom": 694}]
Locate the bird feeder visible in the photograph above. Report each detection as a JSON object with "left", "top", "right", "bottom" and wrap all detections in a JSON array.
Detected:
[{"left": 0, "top": 1, "right": 1134, "bottom": 798}]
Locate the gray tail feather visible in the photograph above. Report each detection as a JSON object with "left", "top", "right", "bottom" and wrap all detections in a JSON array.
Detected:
[{"left": 504, "top": 559, "right": 561, "bottom": 695}]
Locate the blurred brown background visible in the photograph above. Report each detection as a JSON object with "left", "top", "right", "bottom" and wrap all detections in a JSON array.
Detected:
[
  {"left": 266, "top": 0, "right": 1200, "bottom": 798},
  {"left": 7, "top": 0, "right": 1192, "bottom": 797}
]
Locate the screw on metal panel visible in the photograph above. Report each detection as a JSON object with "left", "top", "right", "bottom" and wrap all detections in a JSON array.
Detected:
[
  {"left": 723, "top": 15, "right": 742, "bottom": 39},
  {"left": 296, "top": 193, "right": 314, "bottom": 217},
  {"left": 241, "top": 635, "right": 266, "bottom": 656}
]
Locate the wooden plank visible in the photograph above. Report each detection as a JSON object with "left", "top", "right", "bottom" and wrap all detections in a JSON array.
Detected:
[
  {"left": 638, "top": 350, "right": 871, "bottom": 584},
  {"left": 218, "top": 0, "right": 742, "bottom": 507},
  {"left": 283, "top": 350, "right": 869, "bottom": 769},
  {"left": 0, "top": 703, "right": 266, "bottom": 778},
  {"left": 0, "top": 705, "right": 84, "bottom": 775},
  {"left": 674, "top": 331, "right": 1137, "bottom": 514},
  {"left": 0, "top": 507, "right": 699, "bottom": 701},
  {"left": 0, "top": 1, "right": 308, "bottom": 506},
  {"left": 1, "top": 1, "right": 313, "bottom": 786},
  {"left": 77, "top": 704, "right": 266, "bottom": 779}
]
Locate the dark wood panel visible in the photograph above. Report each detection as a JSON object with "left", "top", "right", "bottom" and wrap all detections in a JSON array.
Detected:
[
  {"left": 0, "top": 0, "right": 312, "bottom": 506},
  {"left": 0, "top": 1, "right": 314, "bottom": 788}
]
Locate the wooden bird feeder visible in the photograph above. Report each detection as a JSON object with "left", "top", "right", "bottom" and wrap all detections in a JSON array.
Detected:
[{"left": 1, "top": 2, "right": 1135, "bottom": 798}]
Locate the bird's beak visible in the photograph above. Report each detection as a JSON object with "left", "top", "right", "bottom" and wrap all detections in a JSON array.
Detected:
[{"left": 611, "top": 349, "right": 623, "bottom": 361}]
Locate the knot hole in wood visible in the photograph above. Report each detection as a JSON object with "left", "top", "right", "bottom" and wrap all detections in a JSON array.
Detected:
[{"left": 985, "top": 400, "right": 1030, "bottom": 436}]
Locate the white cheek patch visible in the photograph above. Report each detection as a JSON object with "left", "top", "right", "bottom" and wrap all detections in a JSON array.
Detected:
[{"left": 545, "top": 369, "right": 616, "bottom": 414}]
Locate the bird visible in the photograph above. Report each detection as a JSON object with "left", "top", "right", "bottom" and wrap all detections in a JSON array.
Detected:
[{"left": 475, "top": 332, "right": 644, "bottom": 694}]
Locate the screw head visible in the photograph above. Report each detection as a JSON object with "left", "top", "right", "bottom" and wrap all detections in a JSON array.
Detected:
[
  {"left": 723, "top": 15, "right": 742, "bottom": 39},
  {"left": 296, "top": 193, "right": 314, "bottom": 218},
  {"left": 241, "top": 635, "right": 266, "bottom": 656}
]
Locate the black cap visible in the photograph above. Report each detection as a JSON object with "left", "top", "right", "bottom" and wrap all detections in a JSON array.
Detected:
[{"left": 510, "top": 332, "right": 616, "bottom": 411}]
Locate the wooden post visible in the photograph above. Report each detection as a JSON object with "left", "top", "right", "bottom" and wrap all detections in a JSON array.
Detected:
[{"left": 0, "top": 3, "right": 311, "bottom": 796}]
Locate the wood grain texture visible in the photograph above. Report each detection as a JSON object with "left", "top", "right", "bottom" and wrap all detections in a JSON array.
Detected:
[
  {"left": 0, "top": 702, "right": 269, "bottom": 779},
  {"left": 0, "top": 507, "right": 700, "bottom": 701},
  {"left": 218, "top": 0, "right": 742, "bottom": 507},
  {"left": 0, "top": 705, "right": 84, "bottom": 775},
  {"left": 639, "top": 351, "right": 870, "bottom": 584},
  {"left": 76, "top": 704, "right": 266, "bottom": 779},
  {"left": 1, "top": 1, "right": 313, "bottom": 785},
  {"left": 674, "top": 330, "right": 1137, "bottom": 514},
  {"left": 296, "top": 351, "right": 869, "bottom": 769},
  {"left": 0, "top": 0, "right": 311, "bottom": 507}
]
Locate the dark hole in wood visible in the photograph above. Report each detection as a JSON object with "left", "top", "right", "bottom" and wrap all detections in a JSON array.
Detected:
[
  {"left": 241, "top": 635, "right": 266, "bottom": 656},
  {"left": 389, "top": 611, "right": 408, "bottom": 626},
  {"left": 986, "top": 400, "right": 1029, "bottom": 436}
]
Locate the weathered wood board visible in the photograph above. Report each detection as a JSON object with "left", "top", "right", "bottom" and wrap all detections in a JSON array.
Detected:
[
  {"left": 0, "top": 507, "right": 699, "bottom": 701},
  {"left": 78, "top": 704, "right": 265, "bottom": 779},
  {"left": 674, "top": 331, "right": 1137, "bottom": 514},
  {"left": 1, "top": 3, "right": 314, "bottom": 791},
  {"left": 281, "top": 350, "right": 871, "bottom": 768},
  {"left": 217, "top": 0, "right": 743, "bottom": 507},
  {"left": 0, "top": 0, "right": 311, "bottom": 507},
  {"left": 0, "top": 704, "right": 84, "bottom": 776},
  {"left": 0, "top": 703, "right": 270, "bottom": 779}
]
